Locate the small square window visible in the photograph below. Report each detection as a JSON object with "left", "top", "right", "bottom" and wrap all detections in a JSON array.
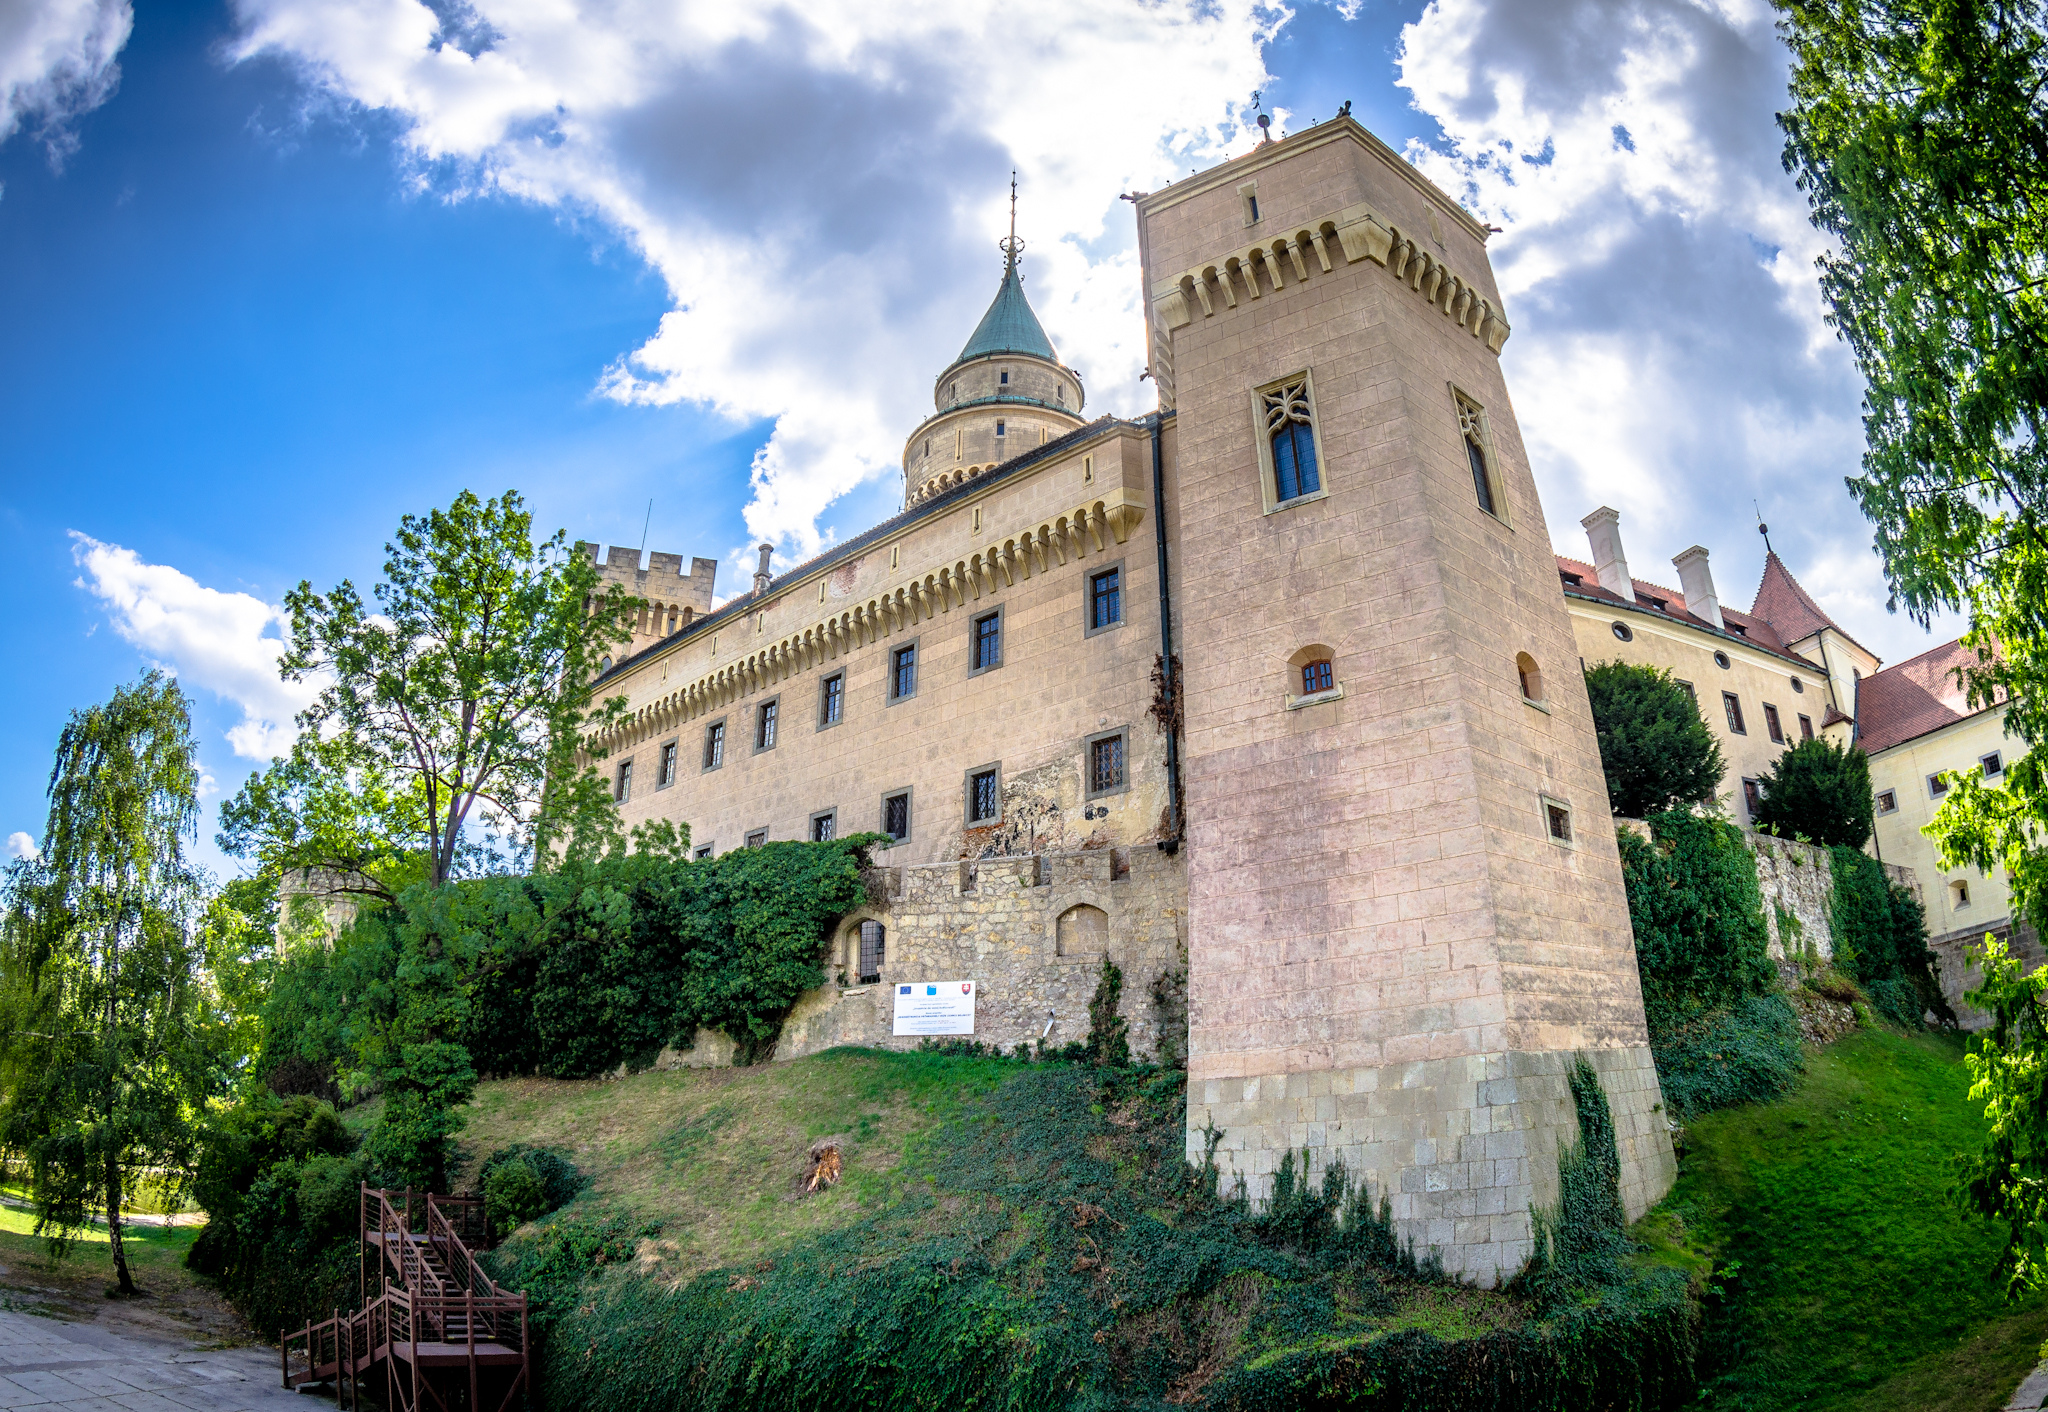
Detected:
[
  {"left": 1723, "top": 692, "right": 1746, "bottom": 735},
  {"left": 1303, "top": 660, "right": 1335, "bottom": 695},
  {"left": 881, "top": 789, "right": 911, "bottom": 843},
  {"left": 658, "top": 740, "right": 678, "bottom": 788},
  {"left": 1742, "top": 777, "right": 1763, "bottom": 819},
  {"left": 744, "top": 829, "right": 767, "bottom": 848},
  {"left": 967, "top": 765, "right": 1001, "bottom": 826},
  {"left": 703, "top": 720, "right": 726, "bottom": 771},
  {"left": 1798, "top": 713, "right": 1814, "bottom": 740},
  {"left": 1929, "top": 772, "right": 1950, "bottom": 798},
  {"left": 810, "top": 810, "right": 836, "bottom": 842},
  {"left": 693, "top": 843, "right": 713, "bottom": 860},
  {"left": 1086, "top": 730, "right": 1128, "bottom": 798},
  {"left": 1087, "top": 566, "right": 1123, "bottom": 634},
  {"left": 1875, "top": 789, "right": 1898, "bottom": 815},
  {"left": 890, "top": 642, "right": 919, "bottom": 702},
  {"left": 1543, "top": 797, "right": 1572, "bottom": 845},
  {"left": 756, "top": 698, "right": 779, "bottom": 751},
  {"left": 971, "top": 610, "right": 1003, "bottom": 675},
  {"left": 1763, "top": 703, "right": 1784, "bottom": 744},
  {"left": 614, "top": 760, "right": 633, "bottom": 803},
  {"left": 1982, "top": 751, "right": 2005, "bottom": 777},
  {"left": 820, "top": 673, "right": 844, "bottom": 728}
]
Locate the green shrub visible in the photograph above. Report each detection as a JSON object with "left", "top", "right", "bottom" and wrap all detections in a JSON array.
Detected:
[
  {"left": 1755, "top": 737, "right": 1875, "bottom": 848},
  {"left": 1621, "top": 812, "right": 1802, "bottom": 1118},
  {"left": 1829, "top": 845, "right": 1943, "bottom": 1026},
  {"left": 1585, "top": 661, "right": 1727, "bottom": 818},
  {"left": 480, "top": 1145, "right": 584, "bottom": 1240}
]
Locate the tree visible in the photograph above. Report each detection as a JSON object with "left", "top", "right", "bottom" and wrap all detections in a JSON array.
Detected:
[
  {"left": 219, "top": 489, "right": 635, "bottom": 898},
  {"left": 1777, "top": 0, "right": 2048, "bottom": 934},
  {"left": 1583, "top": 661, "right": 1727, "bottom": 819},
  {"left": 0, "top": 673, "right": 210, "bottom": 1294},
  {"left": 1753, "top": 736, "right": 1876, "bottom": 848},
  {"left": 1956, "top": 936, "right": 2048, "bottom": 1294}
]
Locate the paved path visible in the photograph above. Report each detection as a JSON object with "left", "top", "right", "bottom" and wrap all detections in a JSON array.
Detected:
[{"left": 0, "top": 1310, "right": 303, "bottom": 1410}]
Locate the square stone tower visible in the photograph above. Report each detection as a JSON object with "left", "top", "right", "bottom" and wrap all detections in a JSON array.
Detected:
[{"left": 1137, "top": 119, "right": 1676, "bottom": 1285}]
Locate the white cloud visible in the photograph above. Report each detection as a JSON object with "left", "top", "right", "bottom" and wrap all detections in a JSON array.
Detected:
[
  {"left": 0, "top": 0, "right": 131, "bottom": 165},
  {"left": 227, "top": 0, "right": 1280, "bottom": 562},
  {"left": 1393, "top": 0, "right": 1960, "bottom": 664},
  {"left": 5, "top": 832, "right": 38, "bottom": 861},
  {"left": 69, "top": 533, "right": 319, "bottom": 761}
]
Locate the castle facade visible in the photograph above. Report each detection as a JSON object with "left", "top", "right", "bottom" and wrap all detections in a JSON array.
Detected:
[{"left": 582, "top": 116, "right": 1676, "bottom": 1284}]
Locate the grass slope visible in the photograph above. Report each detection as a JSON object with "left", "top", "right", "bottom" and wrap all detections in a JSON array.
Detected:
[
  {"left": 456, "top": 1047, "right": 1018, "bottom": 1284},
  {"left": 1642, "top": 1027, "right": 2046, "bottom": 1412}
]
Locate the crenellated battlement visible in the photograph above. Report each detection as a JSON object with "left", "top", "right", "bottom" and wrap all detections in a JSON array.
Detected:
[{"left": 577, "top": 541, "right": 719, "bottom": 661}]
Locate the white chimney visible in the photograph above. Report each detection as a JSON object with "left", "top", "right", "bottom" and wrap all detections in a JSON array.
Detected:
[
  {"left": 1580, "top": 506, "right": 1634, "bottom": 601},
  {"left": 1672, "top": 546, "right": 1724, "bottom": 631},
  {"left": 752, "top": 543, "right": 774, "bottom": 597}
]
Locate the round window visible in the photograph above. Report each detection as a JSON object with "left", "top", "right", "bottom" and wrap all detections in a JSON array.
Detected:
[
  {"left": 1790, "top": 676, "right": 1805, "bottom": 693},
  {"left": 1714, "top": 651, "right": 1731, "bottom": 669},
  {"left": 1610, "top": 621, "right": 1633, "bottom": 642}
]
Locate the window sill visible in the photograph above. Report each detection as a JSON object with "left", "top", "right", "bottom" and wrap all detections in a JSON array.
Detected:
[
  {"left": 1286, "top": 684, "right": 1345, "bottom": 711},
  {"left": 1264, "top": 488, "right": 1329, "bottom": 517},
  {"left": 1522, "top": 697, "right": 1551, "bottom": 715}
]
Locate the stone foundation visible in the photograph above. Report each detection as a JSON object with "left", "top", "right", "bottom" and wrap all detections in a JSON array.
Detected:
[
  {"left": 1187, "top": 1045, "right": 1674, "bottom": 1286},
  {"left": 1930, "top": 919, "right": 2045, "bottom": 1029}
]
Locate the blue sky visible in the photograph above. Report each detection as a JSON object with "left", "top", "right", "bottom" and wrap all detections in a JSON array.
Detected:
[{"left": 0, "top": 0, "right": 1958, "bottom": 876}]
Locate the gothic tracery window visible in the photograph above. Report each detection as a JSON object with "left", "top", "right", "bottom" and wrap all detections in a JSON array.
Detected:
[
  {"left": 1457, "top": 394, "right": 1499, "bottom": 517},
  {"left": 1262, "top": 376, "right": 1320, "bottom": 503}
]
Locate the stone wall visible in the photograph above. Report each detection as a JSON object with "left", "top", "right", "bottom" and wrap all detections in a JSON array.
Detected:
[
  {"left": 660, "top": 846, "right": 1188, "bottom": 1068},
  {"left": 1930, "top": 919, "right": 2045, "bottom": 1030},
  {"left": 1751, "top": 835, "right": 1839, "bottom": 965}
]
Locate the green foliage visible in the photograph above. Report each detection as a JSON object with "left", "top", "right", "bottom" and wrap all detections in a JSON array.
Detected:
[
  {"left": 1519, "top": 1058, "right": 1631, "bottom": 1310},
  {"left": 1778, "top": 0, "right": 2048, "bottom": 944},
  {"left": 1753, "top": 738, "right": 1875, "bottom": 849},
  {"left": 480, "top": 1145, "right": 584, "bottom": 1240},
  {"left": 1957, "top": 936, "right": 2048, "bottom": 1295},
  {"left": 1828, "top": 845, "right": 1940, "bottom": 1027},
  {"left": 1083, "top": 956, "right": 1131, "bottom": 1069},
  {"left": 186, "top": 1091, "right": 365, "bottom": 1337},
  {"left": 499, "top": 1062, "right": 1692, "bottom": 1411},
  {"left": 0, "top": 672, "right": 215, "bottom": 1295},
  {"left": 218, "top": 488, "right": 637, "bottom": 896},
  {"left": 1584, "top": 661, "right": 1726, "bottom": 818},
  {"left": 1661, "top": 1028, "right": 2044, "bottom": 1409},
  {"left": 1619, "top": 812, "right": 1801, "bottom": 1118}
]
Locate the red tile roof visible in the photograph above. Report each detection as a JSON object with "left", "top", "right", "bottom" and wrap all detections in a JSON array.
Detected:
[
  {"left": 1556, "top": 555, "right": 1819, "bottom": 669},
  {"left": 1854, "top": 637, "right": 2000, "bottom": 754},
  {"left": 1747, "top": 550, "right": 1879, "bottom": 661}
]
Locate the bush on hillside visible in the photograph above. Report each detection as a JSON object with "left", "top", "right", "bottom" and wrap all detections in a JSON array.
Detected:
[
  {"left": 1830, "top": 845, "right": 1944, "bottom": 1026},
  {"left": 480, "top": 1145, "right": 585, "bottom": 1240},
  {"left": 1586, "top": 661, "right": 1727, "bottom": 818},
  {"left": 1755, "top": 737, "right": 1876, "bottom": 848},
  {"left": 1621, "top": 811, "right": 1801, "bottom": 1117}
]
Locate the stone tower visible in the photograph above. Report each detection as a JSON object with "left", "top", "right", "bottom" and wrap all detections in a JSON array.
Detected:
[
  {"left": 1136, "top": 119, "right": 1676, "bottom": 1284},
  {"left": 902, "top": 199, "right": 1088, "bottom": 507}
]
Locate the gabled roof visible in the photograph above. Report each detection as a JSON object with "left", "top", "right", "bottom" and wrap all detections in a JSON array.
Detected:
[
  {"left": 1555, "top": 555, "right": 1820, "bottom": 670},
  {"left": 1749, "top": 550, "right": 1878, "bottom": 661},
  {"left": 952, "top": 259, "right": 1059, "bottom": 368},
  {"left": 1854, "top": 637, "right": 2003, "bottom": 754}
]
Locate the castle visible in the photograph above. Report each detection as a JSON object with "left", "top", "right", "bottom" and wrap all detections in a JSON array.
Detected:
[{"left": 580, "top": 115, "right": 1678, "bottom": 1284}]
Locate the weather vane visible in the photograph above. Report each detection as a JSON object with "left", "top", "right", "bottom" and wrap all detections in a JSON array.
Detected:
[
  {"left": 1755, "top": 500, "right": 1773, "bottom": 555},
  {"left": 1000, "top": 169, "right": 1024, "bottom": 272}
]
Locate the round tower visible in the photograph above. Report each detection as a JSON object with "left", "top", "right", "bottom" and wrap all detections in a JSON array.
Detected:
[{"left": 903, "top": 209, "right": 1086, "bottom": 506}]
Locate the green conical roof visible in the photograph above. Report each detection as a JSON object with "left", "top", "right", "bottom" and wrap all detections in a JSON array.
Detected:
[{"left": 954, "top": 259, "right": 1058, "bottom": 366}]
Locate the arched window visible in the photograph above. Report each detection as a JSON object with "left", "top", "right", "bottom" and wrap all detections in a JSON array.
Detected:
[
  {"left": 1456, "top": 393, "right": 1499, "bottom": 517},
  {"left": 1516, "top": 652, "right": 1543, "bottom": 702},
  {"left": 856, "top": 920, "right": 885, "bottom": 984},
  {"left": 1057, "top": 904, "right": 1109, "bottom": 957},
  {"left": 1287, "top": 644, "right": 1339, "bottom": 703},
  {"left": 1301, "top": 659, "right": 1334, "bottom": 695},
  {"left": 1261, "top": 376, "right": 1320, "bottom": 502}
]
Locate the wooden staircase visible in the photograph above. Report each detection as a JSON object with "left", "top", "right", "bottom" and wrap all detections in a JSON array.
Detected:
[{"left": 281, "top": 1185, "right": 533, "bottom": 1411}]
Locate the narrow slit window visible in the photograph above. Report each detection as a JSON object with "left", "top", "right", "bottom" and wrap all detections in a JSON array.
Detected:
[
  {"left": 1763, "top": 703, "right": 1784, "bottom": 744},
  {"left": 703, "top": 721, "right": 726, "bottom": 770},
  {"left": 757, "top": 699, "right": 778, "bottom": 750},
  {"left": 1457, "top": 395, "right": 1498, "bottom": 516},
  {"left": 1723, "top": 692, "right": 1746, "bottom": 734},
  {"left": 820, "top": 673, "right": 844, "bottom": 726},
  {"left": 1262, "top": 377, "right": 1320, "bottom": 502},
  {"left": 1798, "top": 713, "right": 1814, "bottom": 740},
  {"left": 614, "top": 760, "right": 632, "bottom": 803},
  {"left": 996, "top": 419, "right": 1006, "bottom": 438},
  {"left": 1000, "top": 370, "right": 1009, "bottom": 385},
  {"left": 1742, "top": 777, "right": 1763, "bottom": 818},
  {"left": 659, "top": 741, "right": 677, "bottom": 787}
]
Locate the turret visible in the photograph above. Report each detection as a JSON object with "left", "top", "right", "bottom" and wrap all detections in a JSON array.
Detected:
[{"left": 901, "top": 181, "right": 1087, "bottom": 505}]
